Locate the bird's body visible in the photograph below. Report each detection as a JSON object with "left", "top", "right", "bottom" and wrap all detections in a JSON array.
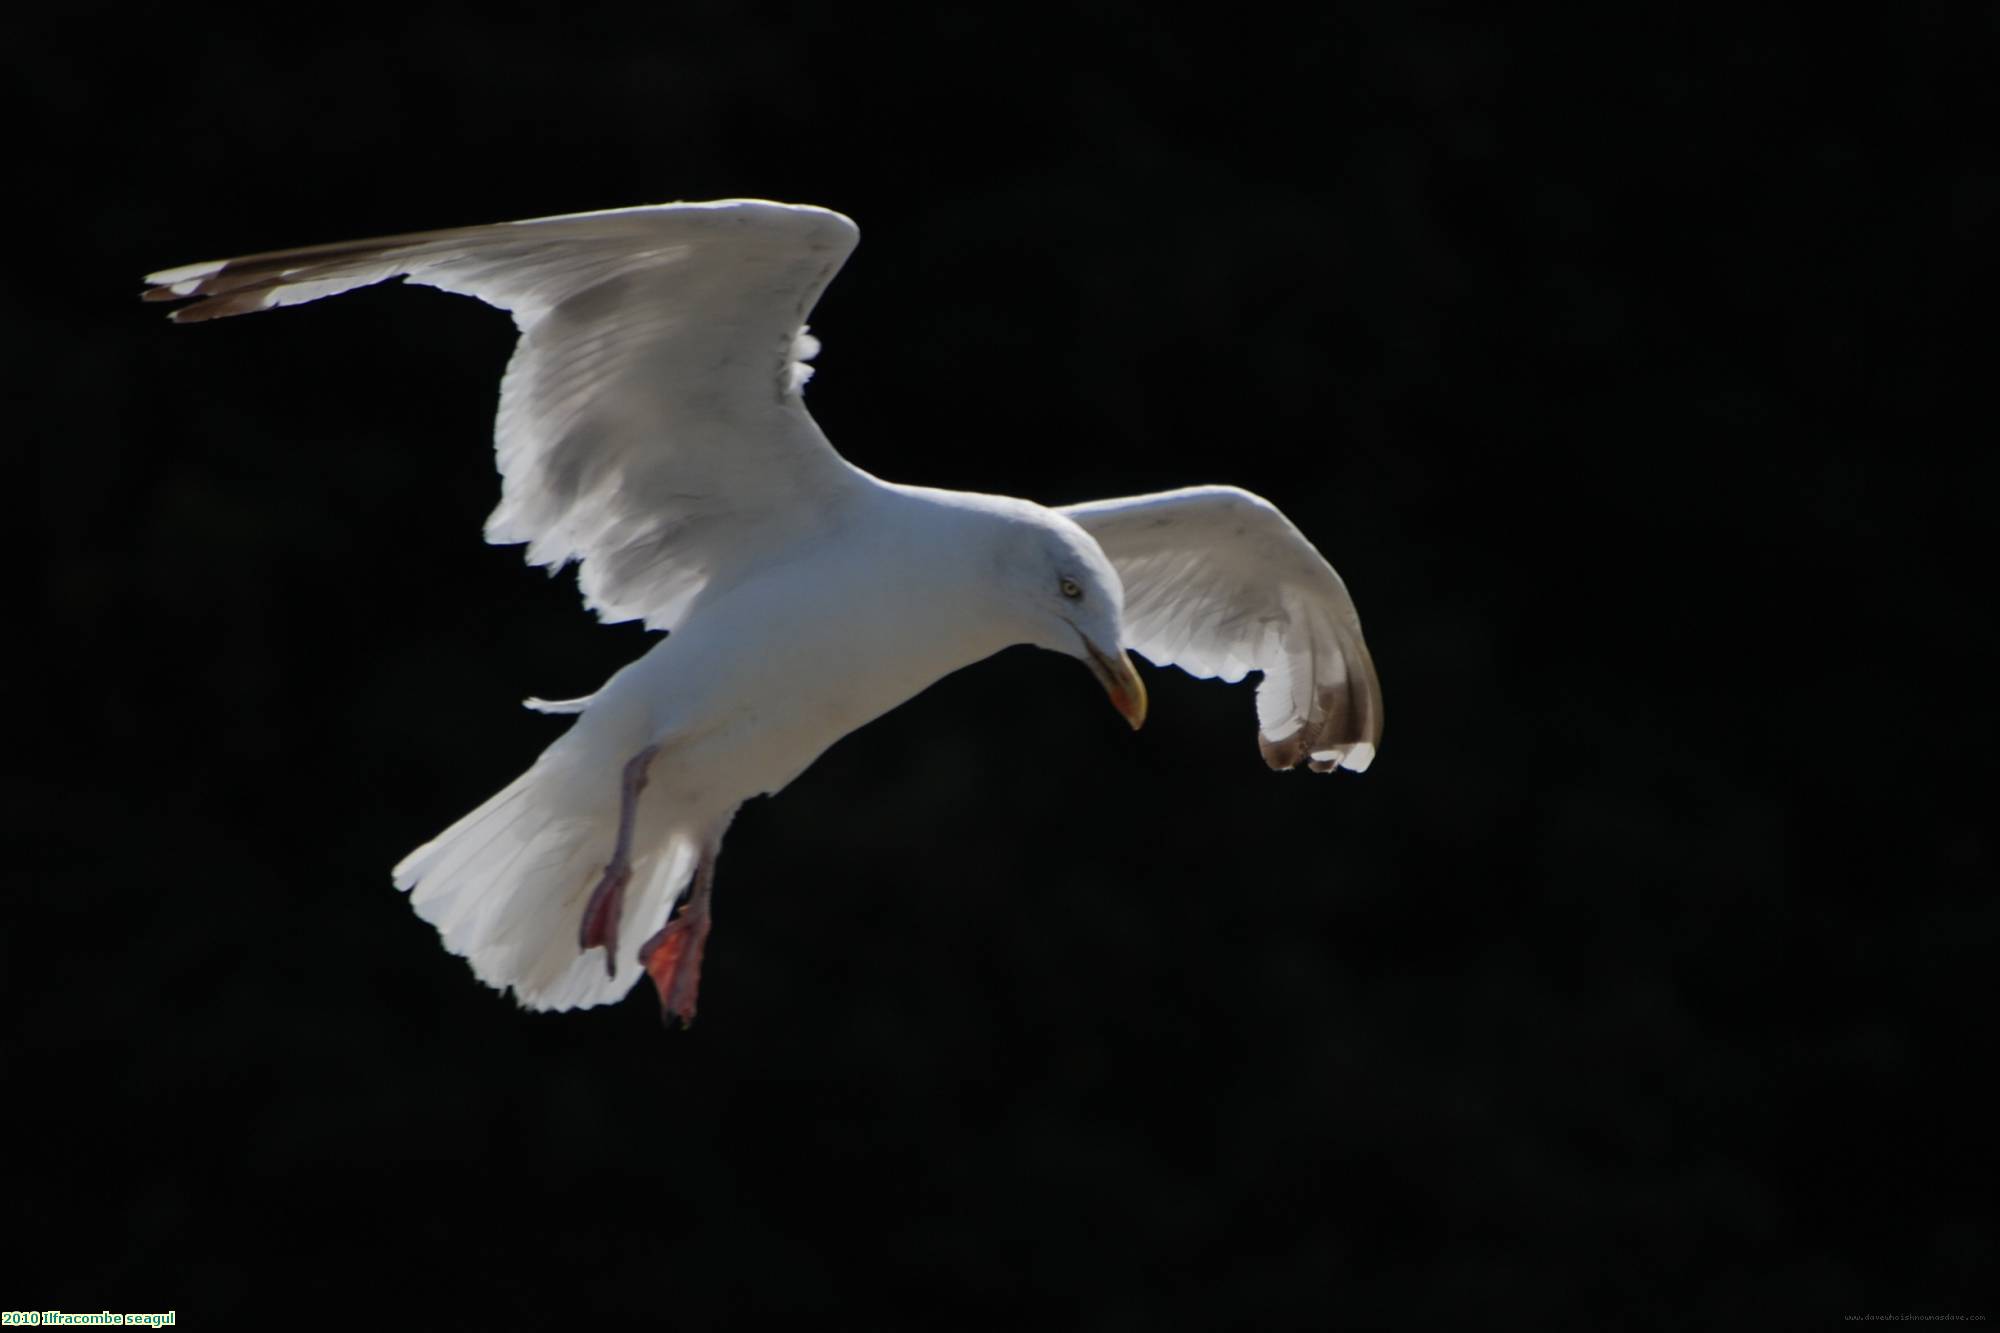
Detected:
[
  {"left": 146, "top": 200, "right": 1383, "bottom": 1023},
  {"left": 580, "top": 484, "right": 1075, "bottom": 806}
]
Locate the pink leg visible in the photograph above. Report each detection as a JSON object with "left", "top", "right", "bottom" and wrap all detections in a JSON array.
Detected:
[
  {"left": 577, "top": 744, "right": 659, "bottom": 976},
  {"left": 641, "top": 847, "right": 717, "bottom": 1028}
]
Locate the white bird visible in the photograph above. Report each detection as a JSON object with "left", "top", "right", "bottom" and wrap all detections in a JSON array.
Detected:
[{"left": 143, "top": 200, "right": 1383, "bottom": 1025}]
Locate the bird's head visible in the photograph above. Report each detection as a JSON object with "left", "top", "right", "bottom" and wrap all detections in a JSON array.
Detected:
[{"left": 991, "top": 506, "right": 1148, "bottom": 731}]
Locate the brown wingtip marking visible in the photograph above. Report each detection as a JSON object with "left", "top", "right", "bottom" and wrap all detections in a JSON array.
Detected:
[
  {"left": 140, "top": 230, "right": 437, "bottom": 322},
  {"left": 161, "top": 291, "right": 273, "bottom": 323},
  {"left": 141, "top": 267, "right": 258, "bottom": 320},
  {"left": 1259, "top": 728, "right": 1309, "bottom": 771},
  {"left": 1258, "top": 682, "right": 1380, "bottom": 773}
]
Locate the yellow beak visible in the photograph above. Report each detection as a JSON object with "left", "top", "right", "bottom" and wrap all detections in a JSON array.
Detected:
[{"left": 1080, "top": 635, "right": 1148, "bottom": 730}]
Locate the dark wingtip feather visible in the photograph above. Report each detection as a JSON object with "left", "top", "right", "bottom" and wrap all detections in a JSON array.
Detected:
[
  {"left": 138, "top": 231, "right": 424, "bottom": 322},
  {"left": 1259, "top": 728, "right": 1310, "bottom": 770},
  {"left": 1257, "top": 682, "right": 1380, "bottom": 774}
]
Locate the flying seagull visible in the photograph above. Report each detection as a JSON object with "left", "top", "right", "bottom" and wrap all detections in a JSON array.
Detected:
[{"left": 143, "top": 200, "right": 1383, "bottom": 1025}]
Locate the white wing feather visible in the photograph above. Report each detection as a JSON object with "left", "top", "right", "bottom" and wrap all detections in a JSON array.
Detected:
[
  {"left": 1060, "top": 486, "right": 1383, "bottom": 772},
  {"left": 143, "top": 199, "right": 866, "bottom": 629}
]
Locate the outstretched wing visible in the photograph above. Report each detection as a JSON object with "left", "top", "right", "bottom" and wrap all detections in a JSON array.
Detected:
[
  {"left": 1060, "top": 486, "right": 1383, "bottom": 773},
  {"left": 144, "top": 199, "right": 866, "bottom": 630}
]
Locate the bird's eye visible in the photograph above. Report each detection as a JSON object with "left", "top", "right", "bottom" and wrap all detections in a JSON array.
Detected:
[{"left": 1059, "top": 576, "right": 1083, "bottom": 600}]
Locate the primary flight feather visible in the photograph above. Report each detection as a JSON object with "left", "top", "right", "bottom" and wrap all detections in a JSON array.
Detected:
[{"left": 144, "top": 199, "right": 1384, "bottom": 1024}]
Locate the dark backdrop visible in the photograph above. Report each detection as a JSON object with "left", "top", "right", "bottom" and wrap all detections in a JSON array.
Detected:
[{"left": 16, "top": 4, "right": 1994, "bottom": 1327}]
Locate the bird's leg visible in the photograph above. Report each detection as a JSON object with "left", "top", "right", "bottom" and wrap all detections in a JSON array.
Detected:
[
  {"left": 640, "top": 846, "right": 717, "bottom": 1028},
  {"left": 577, "top": 744, "right": 659, "bottom": 976}
]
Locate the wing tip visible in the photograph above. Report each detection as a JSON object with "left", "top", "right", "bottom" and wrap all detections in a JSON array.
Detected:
[
  {"left": 523, "top": 694, "right": 594, "bottom": 715},
  {"left": 139, "top": 260, "right": 272, "bottom": 321},
  {"left": 1320, "top": 742, "right": 1375, "bottom": 773},
  {"left": 1260, "top": 735, "right": 1376, "bottom": 774},
  {"left": 143, "top": 259, "right": 226, "bottom": 286},
  {"left": 1257, "top": 681, "right": 1381, "bottom": 775}
]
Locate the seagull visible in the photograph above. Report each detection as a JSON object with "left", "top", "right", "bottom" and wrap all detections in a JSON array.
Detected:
[{"left": 143, "top": 200, "right": 1384, "bottom": 1025}]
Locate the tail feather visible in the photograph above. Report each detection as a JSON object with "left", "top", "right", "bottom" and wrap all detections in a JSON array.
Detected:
[{"left": 392, "top": 756, "right": 700, "bottom": 1012}]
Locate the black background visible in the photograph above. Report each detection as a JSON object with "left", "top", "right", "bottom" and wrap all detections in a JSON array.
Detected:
[{"left": 16, "top": 3, "right": 1995, "bottom": 1326}]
